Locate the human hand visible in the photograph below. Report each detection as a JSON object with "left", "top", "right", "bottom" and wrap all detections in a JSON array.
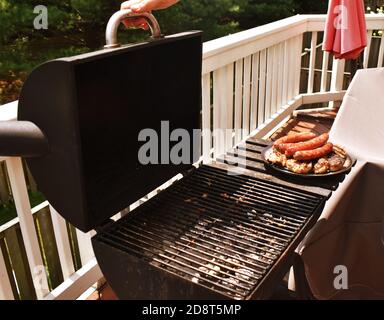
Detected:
[{"left": 121, "top": 0, "right": 179, "bottom": 30}]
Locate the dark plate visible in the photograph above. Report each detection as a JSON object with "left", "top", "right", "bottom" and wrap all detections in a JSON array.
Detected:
[{"left": 261, "top": 145, "right": 355, "bottom": 178}]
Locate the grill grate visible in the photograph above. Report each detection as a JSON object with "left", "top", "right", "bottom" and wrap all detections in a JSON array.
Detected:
[{"left": 97, "top": 165, "right": 325, "bottom": 299}]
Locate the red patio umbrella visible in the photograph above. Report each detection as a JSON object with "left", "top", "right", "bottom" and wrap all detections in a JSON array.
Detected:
[{"left": 323, "top": 0, "right": 367, "bottom": 60}]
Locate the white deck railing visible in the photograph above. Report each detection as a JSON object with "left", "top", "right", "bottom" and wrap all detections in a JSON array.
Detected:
[{"left": 0, "top": 13, "right": 383, "bottom": 300}]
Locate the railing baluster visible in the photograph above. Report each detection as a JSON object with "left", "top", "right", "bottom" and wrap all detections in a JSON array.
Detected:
[
  {"left": 242, "top": 56, "right": 252, "bottom": 136},
  {"left": 282, "top": 40, "right": 289, "bottom": 106},
  {"left": 234, "top": 59, "right": 243, "bottom": 144},
  {"left": 287, "top": 38, "right": 295, "bottom": 100},
  {"left": 258, "top": 50, "right": 267, "bottom": 126},
  {"left": 307, "top": 32, "right": 318, "bottom": 94},
  {"left": 276, "top": 42, "right": 284, "bottom": 109},
  {"left": 271, "top": 45, "right": 278, "bottom": 114},
  {"left": 265, "top": 48, "right": 273, "bottom": 120},
  {"left": 224, "top": 63, "right": 234, "bottom": 151},
  {"left": 321, "top": 51, "right": 330, "bottom": 92},
  {"left": 294, "top": 35, "right": 303, "bottom": 97},
  {"left": 213, "top": 69, "right": 223, "bottom": 157},
  {"left": 50, "top": 205, "right": 75, "bottom": 279},
  {"left": 5, "top": 157, "right": 48, "bottom": 299},
  {"left": 0, "top": 243, "right": 14, "bottom": 299},
  {"left": 250, "top": 53, "right": 259, "bottom": 131},
  {"left": 363, "top": 30, "right": 373, "bottom": 69},
  {"left": 377, "top": 32, "right": 384, "bottom": 68},
  {"left": 213, "top": 67, "right": 229, "bottom": 157},
  {"left": 202, "top": 73, "right": 211, "bottom": 162}
]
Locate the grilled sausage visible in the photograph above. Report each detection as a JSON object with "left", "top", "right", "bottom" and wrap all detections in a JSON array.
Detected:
[
  {"left": 285, "top": 133, "right": 329, "bottom": 157},
  {"left": 293, "top": 143, "right": 334, "bottom": 161},
  {"left": 274, "top": 132, "right": 317, "bottom": 153}
]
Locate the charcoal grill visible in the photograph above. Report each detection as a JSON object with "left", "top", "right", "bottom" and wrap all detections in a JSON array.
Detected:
[
  {"left": 0, "top": 10, "right": 346, "bottom": 300},
  {"left": 94, "top": 164, "right": 328, "bottom": 299}
]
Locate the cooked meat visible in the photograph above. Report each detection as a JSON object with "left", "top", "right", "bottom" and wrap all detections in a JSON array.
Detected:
[
  {"left": 314, "top": 158, "right": 330, "bottom": 174},
  {"left": 285, "top": 159, "right": 313, "bottom": 174},
  {"left": 274, "top": 132, "right": 317, "bottom": 153},
  {"left": 285, "top": 133, "right": 329, "bottom": 157},
  {"left": 328, "top": 154, "right": 346, "bottom": 172},
  {"left": 333, "top": 145, "right": 347, "bottom": 159},
  {"left": 267, "top": 151, "right": 287, "bottom": 166},
  {"left": 293, "top": 143, "right": 334, "bottom": 161}
]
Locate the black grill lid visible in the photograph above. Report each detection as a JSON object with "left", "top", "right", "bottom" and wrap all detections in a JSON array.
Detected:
[{"left": 18, "top": 31, "right": 203, "bottom": 232}]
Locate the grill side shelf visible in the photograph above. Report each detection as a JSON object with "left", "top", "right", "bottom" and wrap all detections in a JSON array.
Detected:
[{"left": 217, "top": 137, "right": 349, "bottom": 196}]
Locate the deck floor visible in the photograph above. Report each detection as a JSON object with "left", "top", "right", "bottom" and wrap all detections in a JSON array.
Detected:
[{"left": 89, "top": 107, "right": 336, "bottom": 300}]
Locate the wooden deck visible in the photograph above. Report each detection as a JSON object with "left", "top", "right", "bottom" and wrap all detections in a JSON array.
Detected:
[{"left": 89, "top": 108, "right": 336, "bottom": 301}]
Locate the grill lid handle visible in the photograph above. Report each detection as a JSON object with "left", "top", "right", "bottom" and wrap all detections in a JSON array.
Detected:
[
  {"left": 105, "top": 9, "right": 163, "bottom": 49},
  {"left": 0, "top": 120, "right": 49, "bottom": 157}
]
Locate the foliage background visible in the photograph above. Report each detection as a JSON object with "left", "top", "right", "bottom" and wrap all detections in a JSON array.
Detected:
[{"left": 0, "top": 0, "right": 382, "bottom": 104}]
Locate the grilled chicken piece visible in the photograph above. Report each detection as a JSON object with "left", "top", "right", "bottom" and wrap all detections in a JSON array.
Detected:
[
  {"left": 285, "top": 159, "right": 313, "bottom": 174},
  {"left": 328, "top": 154, "right": 345, "bottom": 172},
  {"left": 267, "top": 151, "right": 287, "bottom": 166},
  {"left": 314, "top": 158, "right": 330, "bottom": 174},
  {"left": 333, "top": 145, "right": 347, "bottom": 159}
]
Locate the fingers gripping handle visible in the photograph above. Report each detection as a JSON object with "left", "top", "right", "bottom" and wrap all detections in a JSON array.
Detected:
[{"left": 105, "top": 9, "right": 163, "bottom": 49}]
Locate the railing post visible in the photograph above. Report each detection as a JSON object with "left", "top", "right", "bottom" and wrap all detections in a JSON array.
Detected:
[
  {"left": 329, "top": 57, "right": 345, "bottom": 109},
  {"left": 50, "top": 205, "right": 75, "bottom": 279},
  {"left": 363, "top": 30, "right": 373, "bottom": 69},
  {"left": 75, "top": 229, "right": 95, "bottom": 266},
  {"left": 5, "top": 157, "right": 49, "bottom": 299},
  {"left": 330, "top": 59, "right": 345, "bottom": 90},
  {"left": 378, "top": 33, "right": 384, "bottom": 68}
]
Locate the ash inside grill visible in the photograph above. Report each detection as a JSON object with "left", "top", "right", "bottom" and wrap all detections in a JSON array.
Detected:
[{"left": 95, "top": 165, "right": 325, "bottom": 300}]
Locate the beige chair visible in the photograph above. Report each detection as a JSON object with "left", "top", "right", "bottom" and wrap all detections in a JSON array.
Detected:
[{"left": 291, "top": 68, "right": 384, "bottom": 299}]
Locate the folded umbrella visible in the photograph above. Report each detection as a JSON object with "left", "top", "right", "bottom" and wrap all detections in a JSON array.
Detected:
[{"left": 323, "top": 0, "right": 367, "bottom": 60}]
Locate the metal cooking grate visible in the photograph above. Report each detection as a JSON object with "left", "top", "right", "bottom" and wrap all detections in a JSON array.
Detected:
[{"left": 97, "top": 165, "right": 325, "bottom": 299}]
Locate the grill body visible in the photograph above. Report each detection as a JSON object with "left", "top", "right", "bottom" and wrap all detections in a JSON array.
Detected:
[{"left": 93, "top": 164, "right": 327, "bottom": 299}]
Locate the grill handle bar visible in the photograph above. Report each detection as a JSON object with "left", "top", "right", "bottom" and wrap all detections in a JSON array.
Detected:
[
  {"left": 105, "top": 9, "right": 162, "bottom": 49},
  {"left": 0, "top": 121, "right": 49, "bottom": 157}
]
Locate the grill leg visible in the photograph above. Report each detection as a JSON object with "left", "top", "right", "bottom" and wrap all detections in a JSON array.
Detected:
[{"left": 292, "top": 253, "right": 315, "bottom": 300}]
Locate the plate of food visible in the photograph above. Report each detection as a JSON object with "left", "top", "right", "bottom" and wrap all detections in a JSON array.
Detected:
[{"left": 262, "top": 132, "right": 354, "bottom": 177}]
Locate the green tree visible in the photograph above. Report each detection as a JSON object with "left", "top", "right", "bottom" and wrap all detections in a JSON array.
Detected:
[
  {"left": 293, "top": 1, "right": 328, "bottom": 14},
  {"left": 237, "top": 0, "right": 295, "bottom": 30}
]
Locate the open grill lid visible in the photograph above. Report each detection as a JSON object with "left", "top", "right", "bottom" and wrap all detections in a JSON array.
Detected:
[{"left": 11, "top": 11, "right": 203, "bottom": 232}]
